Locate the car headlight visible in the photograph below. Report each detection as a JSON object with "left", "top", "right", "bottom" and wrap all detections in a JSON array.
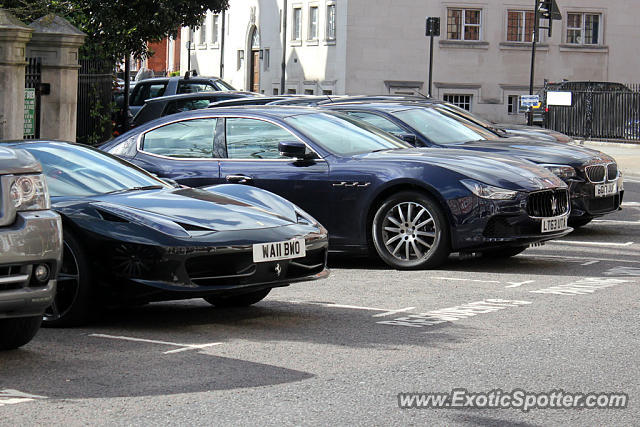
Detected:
[
  {"left": 295, "top": 208, "right": 319, "bottom": 226},
  {"left": 10, "top": 174, "right": 50, "bottom": 211},
  {"left": 461, "top": 179, "right": 518, "bottom": 200},
  {"left": 541, "top": 164, "right": 576, "bottom": 179}
]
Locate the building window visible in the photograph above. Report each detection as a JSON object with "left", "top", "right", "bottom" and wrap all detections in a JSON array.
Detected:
[
  {"left": 323, "top": 89, "right": 333, "bottom": 95},
  {"left": 447, "top": 8, "right": 481, "bottom": 41},
  {"left": 566, "top": 12, "right": 601, "bottom": 45},
  {"left": 287, "top": 88, "right": 297, "bottom": 94},
  {"left": 444, "top": 94, "right": 472, "bottom": 111},
  {"left": 263, "top": 48, "right": 270, "bottom": 70},
  {"left": 211, "top": 15, "right": 219, "bottom": 44},
  {"left": 507, "top": 10, "right": 535, "bottom": 42},
  {"left": 508, "top": 95, "right": 520, "bottom": 114},
  {"left": 273, "top": 88, "right": 279, "bottom": 95},
  {"left": 292, "top": 7, "right": 302, "bottom": 41},
  {"left": 326, "top": 3, "right": 336, "bottom": 40},
  {"left": 199, "top": 22, "right": 207, "bottom": 45},
  {"left": 304, "top": 89, "right": 314, "bottom": 95},
  {"left": 309, "top": 6, "right": 319, "bottom": 40}
]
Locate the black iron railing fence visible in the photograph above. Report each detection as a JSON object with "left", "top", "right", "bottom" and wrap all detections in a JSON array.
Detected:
[
  {"left": 77, "top": 59, "right": 113, "bottom": 145},
  {"left": 24, "top": 57, "right": 42, "bottom": 140},
  {"left": 544, "top": 83, "right": 640, "bottom": 141}
]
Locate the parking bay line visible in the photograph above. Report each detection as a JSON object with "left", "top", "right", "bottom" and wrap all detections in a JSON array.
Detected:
[
  {"left": 550, "top": 240, "right": 634, "bottom": 247},
  {"left": 592, "top": 219, "right": 640, "bottom": 225},
  {"left": 286, "top": 300, "right": 417, "bottom": 317},
  {"left": 89, "top": 333, "right": 222, "bottom": 354},
  {"left": 525, "top": 254, "right": 640, "bottom": 264}
]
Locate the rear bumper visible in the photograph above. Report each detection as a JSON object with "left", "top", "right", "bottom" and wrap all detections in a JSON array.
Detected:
[{"left": 0, "top": 211, "right": 62, "bottom": 318}]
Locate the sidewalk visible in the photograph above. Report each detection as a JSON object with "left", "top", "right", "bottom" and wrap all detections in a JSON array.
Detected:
[{"left": 581, "top": 140, "right": 640, "bottom": 179}]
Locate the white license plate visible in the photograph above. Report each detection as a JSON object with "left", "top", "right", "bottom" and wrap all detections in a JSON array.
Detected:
[
  {"left": 595, "top": 182, "right": 617, "bottom": 197},
  {"left": 541, "top": 216, "right": 568, "bottom": 233},
  {"left": 253, "top": 238, "right": 306, "bottom": 263}
]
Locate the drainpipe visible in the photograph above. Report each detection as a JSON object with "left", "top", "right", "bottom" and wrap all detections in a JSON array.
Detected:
[
  {"left": 280, "top": 0, "right": 287, "bottom": 94},
  {"left": 220, "top": 9, "right": 226, "bottom": 78}
]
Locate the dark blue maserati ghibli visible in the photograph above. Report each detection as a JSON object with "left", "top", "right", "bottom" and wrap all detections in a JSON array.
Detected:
[{"left": 102, "top": 107, "right": 573, "bottom": 269}]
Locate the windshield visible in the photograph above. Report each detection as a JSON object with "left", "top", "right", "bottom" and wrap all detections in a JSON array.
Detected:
[
  {"left": 393, "top": 107, "right": 494, "bottom": 145},
  {"left": 438, "top": 103, "right": 496, "bottom": 128},
  {"left": 284, "top": 112, "right": 410, "bottom": 156},
  {"left": 22, "top": 143, "right": 169, "bottom": 197}
]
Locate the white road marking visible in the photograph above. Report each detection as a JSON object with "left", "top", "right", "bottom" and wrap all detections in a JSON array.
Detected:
[
  {"left": 0, "top": 390, "right": 47, "bottom": 407},
  {"left": 505, "top": 280, "right": 535, "bottom": 288},
  {"left": 432, "top": 277, "right": 501, "bottom": 284},
  {"left": 89, "top": 334, "right": 222, "bottom": 355},
  {"left": 582, "top": 260, "right": 600, "bottom": 266},
  {"left": 552, "top": 240, "right": 634, "bottom": 247},
  {"left": 287, "top": 300, "right": 414, "bottom": 314},
  {"left": 530, "top": 278, "right": 630, "bottom": 295},
  {"left": 605, "top": 266, "right": 640, "bottom": 277},
  {"left": 372, "top": 307, "right": 417, "bottom": 318},
  {"left": 525, "top": 254, "right": 640, "bottom": 264},
  {"left": 592, "top": 219, "right": 640, "bottom": 225},
  {"left": 621, "top": 202, "right": 640, "bottom": 207},
  {"left": 377, "top": 299, "right": 532, "bottom": 328}
]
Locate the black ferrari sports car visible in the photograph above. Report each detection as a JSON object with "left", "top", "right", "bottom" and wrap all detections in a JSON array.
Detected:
[{"left": 3, "top": 141, "right": 329, "bottom": 327}]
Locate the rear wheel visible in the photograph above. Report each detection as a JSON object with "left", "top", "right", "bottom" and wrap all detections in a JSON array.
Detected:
[
  {"left": 43, "top": 231, "right": 93, "bottom": 327},
  {"left": 480, "top": 246, "right": 528, "bottom": 258},
  {"left": 371, "top": 191, "right": 451, "bottom": 269},
  {"left": 0, "top": 316, "right": 42, "bottom": 350},
  {"left": 203, "top": 288, "right": 272, "bottom": 308}
]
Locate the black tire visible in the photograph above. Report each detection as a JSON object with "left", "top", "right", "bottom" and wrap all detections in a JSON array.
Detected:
[
  {"left": 0, "top": 316, "right": 42, "bottom": 350},
  {"left": 203, "top": 288, "right": 272, "bottom": 308},
  {"left": 480, "top": 246, "right": 528, "bottom": 258},
  {"left": 43, "top": 230, "right": 94, "bottom": 327},
  {"left": 371, "top": 191, "right": 451, "bottom": 269},
  {"left": 569, "top": 217, "right": 593, "bottom": 228}
]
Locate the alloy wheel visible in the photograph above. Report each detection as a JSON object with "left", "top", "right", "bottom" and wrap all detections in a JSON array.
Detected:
[
  {"left": 381, "top": 201, "right": 438, "bottom": 262},
  {"left": 44, "top": 240, "right": 80, "bottom": 322}
]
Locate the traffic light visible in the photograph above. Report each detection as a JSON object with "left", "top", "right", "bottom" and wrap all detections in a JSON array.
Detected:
[
  {"left": 538, "top": 0, "right": 561, "bottom": 21},
  {"left": 426, "top": 17, "right": 440, "bottom": 37}
]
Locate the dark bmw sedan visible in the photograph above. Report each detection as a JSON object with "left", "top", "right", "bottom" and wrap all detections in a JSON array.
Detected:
[
  {"left": 102, "top": 107, "right": 573, "bottom": 270},
  {"left": 3, "top": 141, "right": 329, "bottom": 326},
  {"left": 324, "top": 102, "right": 624, "bottom": 227}
]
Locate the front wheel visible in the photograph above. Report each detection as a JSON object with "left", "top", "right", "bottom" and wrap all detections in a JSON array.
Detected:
[
  {"left": 371, "top": 191, "right": 451, "bottom": 269},
  {"left": 0, "top": 316, "right": 42, "bottom": 350},
  {"left": 203, "top": 288, "right": 272, "bottom": 308}
]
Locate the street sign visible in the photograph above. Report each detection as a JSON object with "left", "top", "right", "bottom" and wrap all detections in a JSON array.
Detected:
[
  {"left": 546, "top": 91, "right": 572, "bottom": 106},
  {"left": 24, "top": 88, "right": 36, "bottom": 138},
  {"left": 520, "top": 94, "right": 540, "bottom": 108}
]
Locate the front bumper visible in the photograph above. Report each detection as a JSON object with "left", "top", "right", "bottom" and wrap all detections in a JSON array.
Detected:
[
  {"left": 449, "top": 191, "right": 572, "bottom": 251},
  {"left": 568, "top": 179, "right": 624, "bottom": 219},
  {"left": 0, "top": 211, "right": 62, "bottom": 318}
]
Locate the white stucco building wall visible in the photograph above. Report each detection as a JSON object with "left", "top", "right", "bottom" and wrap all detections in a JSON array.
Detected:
[{"left": 180, "top": 0, "right": 640, "bottom": 123}]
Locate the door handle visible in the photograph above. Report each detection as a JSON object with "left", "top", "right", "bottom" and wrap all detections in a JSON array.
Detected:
[{"left": 225, "top": 174, "right": 253, "bottom": 184}]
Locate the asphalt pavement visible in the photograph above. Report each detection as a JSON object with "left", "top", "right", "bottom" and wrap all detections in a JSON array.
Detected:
[{"left": 0, "top": 144, "right": 638, "bottom": 426}]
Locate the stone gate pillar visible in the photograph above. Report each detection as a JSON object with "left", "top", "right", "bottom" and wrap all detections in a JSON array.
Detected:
[
  {"left": 27, "top": 14, "right": 85, "bottom": 141},
  {"left": 0, "top": 10, "right": 33, "bottom": 140}
]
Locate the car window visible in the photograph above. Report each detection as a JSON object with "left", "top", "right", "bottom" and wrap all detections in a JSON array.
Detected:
[
  {"left": 225, "top": 118, "right": 295, "bottom": 159},
  {"left": 213, "top": 79, "right": 236, "bottom": 91},
  {"left": 164, "top": 99, "right": 212, "bottom": 116},
  {"left": 393, "top": 108, "right": 491, "bottom": 145},
  {"left": 22, "top": 144, "right": 168, "bottom": 197},
  {"left": 142, "top": 119, "right": 218, "bottom": 158},
  {"left": 177, "top": 82, "right": 216, "bottom": 94},
  {"left": 131, "top": 83, "right": 167, "bottom": 106},
  {"left": 344, "top": 111, "right": 407, "bottom": 134}
]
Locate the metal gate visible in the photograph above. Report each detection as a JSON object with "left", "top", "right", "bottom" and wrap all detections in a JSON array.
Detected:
[
  {"left": 77, "top": 59, "right": 113, "bottom": 145},
  {"left": 544, "top": 83, "right": 640, "bottom": 141},
  {"left": 24, "top": 57, "right": 42, "bottom": 140}
]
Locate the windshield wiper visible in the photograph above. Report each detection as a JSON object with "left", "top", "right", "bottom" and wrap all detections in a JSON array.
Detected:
[{"left": 106, "top": 185, "right": 165, "bottom": 195}]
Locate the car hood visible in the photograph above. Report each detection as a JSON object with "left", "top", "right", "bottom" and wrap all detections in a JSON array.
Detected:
[
  {"left": 448, "top": 138, "right": 608, "bottom": 167},
  {"left": 58, "top": 187, "right": 300, "bottom": 235},
  {"left": 357, "top": 148, "right": 567, "bottom": 191},
  {"left": 0, "top": 147, "right": 42, "bottom": 174}
]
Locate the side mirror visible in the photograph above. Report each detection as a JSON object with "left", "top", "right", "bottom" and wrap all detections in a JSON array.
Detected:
[
  {"left": 279, "top": 141, "right": 309, "bottom": 159},
  {"left": 393, "top": 133, "right": 417, "bottom": 144}
]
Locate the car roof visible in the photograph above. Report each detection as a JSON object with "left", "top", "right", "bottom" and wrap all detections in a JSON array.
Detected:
[
  {"left": 323, "top": 101, "right": 433, "bottom": 113},
  {"left": 143, "top": 91, "right": 256, "bottom": 104},
  {"left": 134, "top": 76, "right": 223, "bottom": 85}
]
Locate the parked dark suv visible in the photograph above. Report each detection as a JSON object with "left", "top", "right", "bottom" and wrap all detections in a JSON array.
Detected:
[
  {"left": 129, "top": 76, "right": 237, "bottom": 116},
  {"left": 0, "top": 147, "right": 62, "bottom": 350}
]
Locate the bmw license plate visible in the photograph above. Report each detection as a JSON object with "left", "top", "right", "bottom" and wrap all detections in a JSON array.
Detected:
[
  {"left": 541, "top": 216, "right": 568, "bottom": 233},
  {"left": 595, "top": 182, "right": 617, "bottom": 197},
  {"left": 253, "top": 238, "right": 306, "bottom": 263}
]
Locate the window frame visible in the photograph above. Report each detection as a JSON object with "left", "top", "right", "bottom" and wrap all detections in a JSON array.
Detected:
[
  {"left": 566, "top": 12, "right": 602, "bottom": 45},
  {"left": 308, "top": 5, "right": 319, "bottom": 41},
  {"left": 443, "top": 94, "right": 473, "bottom": 112},
  {"left": 326, "top": 2, "right": 336, "bottom": 41},
  {"left": 507, "top": 95, "right": 520, "bottom": 115},
  {"left": 447, "top": 8, "right": 482, "bottom": 41},
  {"left": 292, "top": 6, "right": 303, "bottom": 41},
  {"left": 210, "top": 14, "right": 220, "bottom": 45},
  {"left": 506, "top": 9, "right": 535, "bottom": 43},
  {"left": 140, "top": 118, "right": 219, "bottom": 160}
]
